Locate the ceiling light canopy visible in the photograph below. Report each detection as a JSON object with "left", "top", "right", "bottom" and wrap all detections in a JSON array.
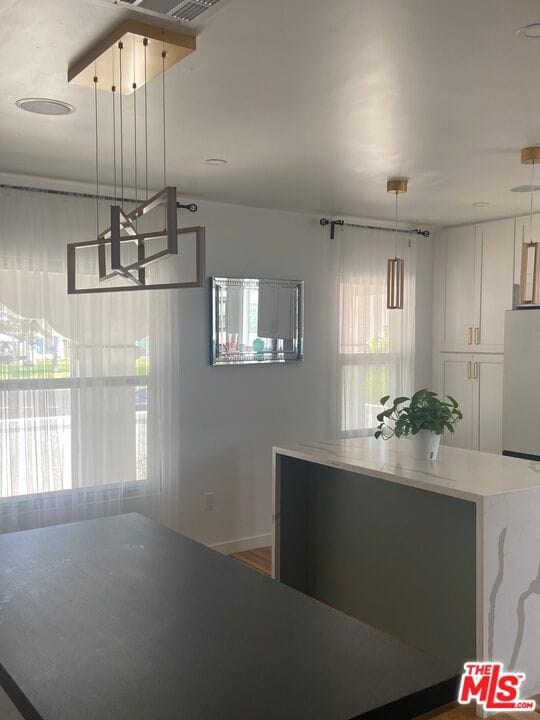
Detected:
[
  {"left": 521, "top": 147, "right": 540, "bottom": 164},
  {"left": 387, "top": 178, "right": 408, "bottom": 194},
  {"left": 16, "top": 98, "right": 75, "bottom": 116},
  {"left": 68, "top": 20, "right": 195, "bottom": 94}
]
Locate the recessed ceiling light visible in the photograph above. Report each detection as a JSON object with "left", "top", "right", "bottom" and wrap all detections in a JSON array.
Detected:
[
  {"left": 510, "top": 184, "right": 540, "bottom": 193},
  {"left": 205, "top": 158, "right": 228, "bottom": 166},
  {"left": 516, "top": 23, "right": 540, "bottom": 38},
  {"left": 472, "top": 202, "right": 491, "bottom": 207},
  {"left": 16, "top": 98, "right": 75, "bottom": 116},
  {"left": 516, "top": 23, "right": 540, "bottom": 39}
]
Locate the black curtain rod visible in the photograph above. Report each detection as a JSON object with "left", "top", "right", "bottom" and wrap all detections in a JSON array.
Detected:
[
  {"left": 320, "top": 217, "right": 430, "bottom": 240},
  {"left": 0, "top": 183, "right": 198, "bottom": 213}
]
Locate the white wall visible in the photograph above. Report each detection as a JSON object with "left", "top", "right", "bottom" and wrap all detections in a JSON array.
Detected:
[
  {"left": 175, "top": 200, "right": 434, "bottom": 551},
  {"left": 175, "top": 200, "right": 335, "bottom": 551}
]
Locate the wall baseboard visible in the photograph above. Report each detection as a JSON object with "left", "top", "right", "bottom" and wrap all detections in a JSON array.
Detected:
[{"left": 210, "top": 532, "right": 272, "bottom": 556}]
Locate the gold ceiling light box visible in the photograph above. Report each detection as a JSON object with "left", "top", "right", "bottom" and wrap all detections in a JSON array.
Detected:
[
  {"left": 519, "top": 146, "right": 540, "bottom": 306},
  {"left": 386, "top": 179, "right": 408, "bottom": 194},
  {"left": 66, "top": 21, "right": 205, "bottom": 294},
  {"left": 68, "top": 20, "right": 196, "bottom": 95}
]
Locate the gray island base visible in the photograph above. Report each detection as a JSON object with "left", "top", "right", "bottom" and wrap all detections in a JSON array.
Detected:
[{"left": 273, "top": 437, "right": 540, "bottom": 715}]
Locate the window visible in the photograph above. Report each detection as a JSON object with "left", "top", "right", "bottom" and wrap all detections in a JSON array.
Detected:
[
  {"left": 337, "top": 231, "right": 415, "bottom": 438},
  {"left": 0, "top": 302, "right": 148, "bottom": 499},
  {"left": 0, "top": 188, "right": 184, "bottom": 535},
  {"left": 339, "top": 281, "right": 400, "bottom": 436}
]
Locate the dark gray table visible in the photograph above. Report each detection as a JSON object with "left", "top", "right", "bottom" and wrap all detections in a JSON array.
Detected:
[{"left": 0, "top": 513, "right": 458, "bottom": 720}]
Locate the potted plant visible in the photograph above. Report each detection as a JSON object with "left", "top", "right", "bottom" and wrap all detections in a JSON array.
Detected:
[{"left": 374, "top": 389, "right": 463, "bottom": 460}]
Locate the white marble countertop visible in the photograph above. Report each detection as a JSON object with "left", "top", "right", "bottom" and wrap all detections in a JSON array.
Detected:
[{"left": 273, "top": 437, "right": 540, "bottom": 501}]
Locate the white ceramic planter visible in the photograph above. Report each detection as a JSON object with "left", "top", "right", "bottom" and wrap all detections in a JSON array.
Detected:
[{"left": 409, "top": 430, "right": 441, "bottom": 461}]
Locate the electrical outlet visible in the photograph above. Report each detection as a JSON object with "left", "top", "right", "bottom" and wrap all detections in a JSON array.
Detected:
[{"left": 204, "top": 492, "right": 215, "bottom": 511}]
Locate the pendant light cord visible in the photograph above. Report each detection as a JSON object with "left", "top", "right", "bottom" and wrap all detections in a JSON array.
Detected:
[
  {"left": 530, "top": 161, "right": 535, "bottom": 243},
  {"left": 132, "top": 40, "right": 138, "bottom": 212},
  {"left": 162, "top": 48, "right": 167, "bottom": 188},
  {"left": 112, "top": 85, "right": 117, "bottom": 202},
  {"left": 144, "top": 38, "right": 149, "bottom": 200},
  {"left": 94, "top": 74, "right": 99, "bottom": 237},
  {"left": 118, "top": 41, "right": 124, "bottom": 209},
  {"left": 133, "top": 82, "right": 138, "bottom": 229},
  {"left": 394, "top": 190, "right": 399, "bottom": 258}
]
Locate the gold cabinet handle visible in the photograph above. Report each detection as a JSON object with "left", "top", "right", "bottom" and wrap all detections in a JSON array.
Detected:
[
  {"left": 473, "top": 361, "right": 479, "bottom": 380},
  {"left": 468, "top": 327, "right": 473, "bottom": 345},
  {"left": 474, "top": 327, "right": 480, "bottom": 345},
  {"left": 467, "top": 361, "right": 472, "bottom": 379}
]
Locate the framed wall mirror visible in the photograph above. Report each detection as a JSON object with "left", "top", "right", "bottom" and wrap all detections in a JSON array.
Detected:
[{"left": 211, "top": 277, "right": 304, "bottom": 366}]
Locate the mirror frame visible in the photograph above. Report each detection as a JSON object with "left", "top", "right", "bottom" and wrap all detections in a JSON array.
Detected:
[{"left": 210, "top": 277, "right": 304, "bottom": 366}]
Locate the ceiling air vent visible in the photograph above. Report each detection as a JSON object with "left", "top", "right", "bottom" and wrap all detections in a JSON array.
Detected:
[
  {"left": 170, "top": 1, "right": 219, "bottom": 21},
  {"left": 115, "top": 0, "right": 224, "bottom": 22}
]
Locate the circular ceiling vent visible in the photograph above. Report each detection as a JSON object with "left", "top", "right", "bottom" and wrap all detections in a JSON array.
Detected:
[
  {"left": 516, "top": 23, "right": 540, "bottom": 39},
  {"left": 16, "top": 98, "right": 75, "bottom": 116}
]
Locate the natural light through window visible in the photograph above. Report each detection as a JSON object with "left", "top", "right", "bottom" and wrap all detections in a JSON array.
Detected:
[
  {"left": 337, "top": 230, "right": 414, "bottom": 439},
  {"left": 339, "top": 281, "right": 396, "bottom": 436},
  {"left": 0, "top": 303, "right": 148, "bottom": 499}
]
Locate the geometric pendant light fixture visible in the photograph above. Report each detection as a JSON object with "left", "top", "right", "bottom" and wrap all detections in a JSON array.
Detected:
[
  {"left": 519, "top": 147, "right": 540, "bottom": 305},
  {"left": 386, "top": 178, "right": 408, "bottom": 309},
  {"left": 66, "top": 21, "right": 205, "bottom": 294}
]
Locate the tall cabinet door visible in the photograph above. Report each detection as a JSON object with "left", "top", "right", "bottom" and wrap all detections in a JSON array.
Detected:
[
  {"left": 473, "top": 355, "right": 504, "bottom": 454},
  {"left": 439, "top": 354, "right": 473, "bottom": 449},
  {"left": 474, "top": 219, "right": 515, "bottom": 352},
  {"left": 441, "top": 226, "right": 477, "bottom": 351}
]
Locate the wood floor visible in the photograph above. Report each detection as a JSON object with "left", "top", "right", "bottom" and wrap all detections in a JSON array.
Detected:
[
  {"left": 229, "top": 545, "right": 271, "bottom": 575},
  {"left": 229, "top": 547, "right": 539, "bottom": 720}
]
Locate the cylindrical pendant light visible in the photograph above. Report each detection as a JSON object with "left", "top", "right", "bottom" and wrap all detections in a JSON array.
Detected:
[
  {"left": 386, "top": 178, "right": 408, "bottom": 310},
  {"left": 520, "top": 147, "right": 540, "bottom": 305}
]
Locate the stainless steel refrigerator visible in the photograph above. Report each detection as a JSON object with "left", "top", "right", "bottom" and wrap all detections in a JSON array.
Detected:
[{"left": 503, "top": 309, "right": 540, "bottom": 460}]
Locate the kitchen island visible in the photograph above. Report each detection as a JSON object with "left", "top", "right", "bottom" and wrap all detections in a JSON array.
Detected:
[{"left": 273, "top": 437, "right": 540, "bottom": 703}]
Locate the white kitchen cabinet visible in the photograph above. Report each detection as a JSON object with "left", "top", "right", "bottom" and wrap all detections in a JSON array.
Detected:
[
  {"left": 475, "top": 219, "right": 515, "bottom": 352},
  {"left": 439, "top": 219, "right": 514, "bottom": 354},
  {"left": 439, "top": 353, "right": 504, "bottom": 454},
  {"left": 439, "top": 354, "right": 475, "bottom": 450},
  {"left": 441, "top": 225, "right": 476, "bottom": 351},
  {"left": 474, "top": 355, "right": 504, "bottom": 454}
]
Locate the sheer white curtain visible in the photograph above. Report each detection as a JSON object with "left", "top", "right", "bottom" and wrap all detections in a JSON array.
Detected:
[
  {"left": 337, "top": 227, "right": 416, "bottom": 437},
  {"left": 0, "top": 188, "right": 182, "bottom": 533}
]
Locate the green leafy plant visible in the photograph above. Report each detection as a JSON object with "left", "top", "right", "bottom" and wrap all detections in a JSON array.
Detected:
[{"left": 374, "top": 389, "right": 463, "bottom": 440}]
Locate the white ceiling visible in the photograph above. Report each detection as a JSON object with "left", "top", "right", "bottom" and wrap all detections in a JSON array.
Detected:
[{"left": 3, "top": 0, "right": 540, "bottom": 225}]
